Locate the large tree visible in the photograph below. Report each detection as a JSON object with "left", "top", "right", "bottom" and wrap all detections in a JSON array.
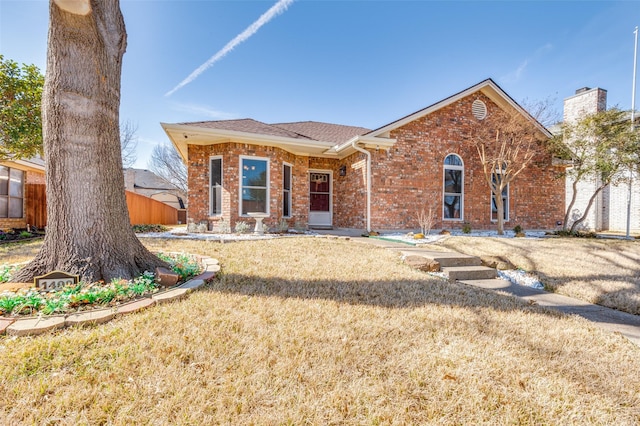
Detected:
[
  {"left": 469, "top": 103, "right": 551, "bottom": 235},
  {"left": 548, "top": 108, "right": 639, "bottom": 233},
  {"left": 0, "top": 55, "right": 44, "bottom": 160},
  {"left": 13, "top": 0, "right": 166, "bottom": 283}
]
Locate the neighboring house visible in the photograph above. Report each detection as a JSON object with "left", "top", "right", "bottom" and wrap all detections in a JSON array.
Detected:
[
  {"left": 561, "top": 87, "right": 640, "bottom": 232},
  {"left": 0, "top": 157, "right": 46, "bottom": 230},
  {"left": 123, "top": 168, "right": 187, "bottom": 210},
  {"left": 162, "top": 79, "right": 565, "bottom": 233}
]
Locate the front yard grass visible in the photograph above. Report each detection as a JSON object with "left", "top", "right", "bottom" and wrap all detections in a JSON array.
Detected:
[
  {"left": 0, "top": 237, "right": 639, "bottom": 424},
  {"left": 435, "top": 236, "right": 640, "bottom": 315}
]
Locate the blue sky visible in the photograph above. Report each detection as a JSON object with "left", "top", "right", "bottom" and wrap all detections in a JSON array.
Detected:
[{"left": 1, "top": 0, "right": 638, "bottom": 168}]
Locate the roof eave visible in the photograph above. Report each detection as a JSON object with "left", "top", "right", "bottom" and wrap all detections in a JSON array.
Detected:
[{"left": 161, "top": 122, "right": 340, "bottom": 161}]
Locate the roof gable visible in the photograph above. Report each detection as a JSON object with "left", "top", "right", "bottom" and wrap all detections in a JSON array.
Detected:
[{"left": 367, "top": 78, "right": 551, "bottom": 138}]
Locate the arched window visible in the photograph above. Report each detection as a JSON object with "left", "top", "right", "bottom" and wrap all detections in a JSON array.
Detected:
[{"left": 443, "top": 154, "right": 463, "bottom": 220}]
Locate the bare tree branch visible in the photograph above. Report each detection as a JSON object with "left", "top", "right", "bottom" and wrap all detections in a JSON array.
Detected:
[
  {"left": 148, "top": 143, "right": 187, "bottom": 193},
  {"left": 120, "top": 120, "right": 137, "bottom": 167}
]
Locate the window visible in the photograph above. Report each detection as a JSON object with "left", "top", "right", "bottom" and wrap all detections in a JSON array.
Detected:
[
  {"left": 210, "top": 157, "right": 222, "bottom": 216},
  {"left": 282, "top": 163, "right": 292, "bottom": 218},
  {"left": 491, "top": 172, "right": 509, "bottom": 221},
  {"left": 0, "top": 166, "right": 24, "bottom": 218},
  {"left": 443, "top": 154, "right": 463, "bottom": 220},
  {"left": 240, "top": 157, "right": 269, "bottom": 215}
]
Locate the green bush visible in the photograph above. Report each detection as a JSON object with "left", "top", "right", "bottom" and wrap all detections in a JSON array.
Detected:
[
  {"left": 462, "top": 222, "right": 472, "bottom": 234},
  {"left": 132, "top": 224, "right": 169, "bottom": 234}
]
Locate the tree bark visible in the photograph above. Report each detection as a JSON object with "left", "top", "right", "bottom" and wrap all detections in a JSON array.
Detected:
[
  {"left": 568, "top": 183, "right": 607, "bottom": 234},
  {"left": 13, "top": 0, "right": 166, "bottom": 283}
]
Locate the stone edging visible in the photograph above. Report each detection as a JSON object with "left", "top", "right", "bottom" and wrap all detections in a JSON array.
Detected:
[{"left": 0, "top": 255, "right": 220, "bottom": 337}]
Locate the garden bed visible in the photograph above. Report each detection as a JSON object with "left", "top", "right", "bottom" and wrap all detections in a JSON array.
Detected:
[
  {"left": 0, "top": 252, "right": 202, "bottom": 317},
  {"left": 0, "top": 228, "right": 45, "bottom": 245}
]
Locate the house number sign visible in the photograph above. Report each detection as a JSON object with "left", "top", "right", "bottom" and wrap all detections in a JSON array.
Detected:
[{"left": 35, "top": 271, "right": 79, "bottom": 291}]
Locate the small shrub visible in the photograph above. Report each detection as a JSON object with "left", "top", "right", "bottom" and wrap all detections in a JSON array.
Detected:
[
  {"left": 554, "top": 230, "right": 598, "bottom": 238},
  {"left": 234, "top": 221, "right": 250, "bottom": 234},
  {"left": 513, "top": 225, "right": 523, "bottom": 234},
  {"left": 218, "top": 220, "right": 232, "bottom": 234},
  {"left": 132, "top": 224, "right": 169, "bottom": 234},
  {"left": 0, "top": 294, "right": 24, "bottom": 315},
  {"left": 156, "top": 253, "right": 201, "bottom": 280},
  {"left": 19, "top": 231, "right": 32, "bottom": 238},
  {"left": 0, "top": 264, "right": 18, "bottom": 283},
  {"left": 276, "top": 219, "right": 289, "bottom": 233},
  {"left": 462, "top": 222, "right": 472, "bottom": 234},
  {"left": 294, "top": 221, "right": 306, "bottom": 233},
  {"left": 414, "top": 233, "right": 425, "bottom": 239}
]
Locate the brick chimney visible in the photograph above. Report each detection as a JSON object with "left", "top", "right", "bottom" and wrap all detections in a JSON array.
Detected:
[{"left": 563, "top": 87, "right": 607, "bottom": 124}]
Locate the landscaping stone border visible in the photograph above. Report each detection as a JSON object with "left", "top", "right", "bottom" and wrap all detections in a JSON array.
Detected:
[{"left": 0, "top": 255, "right": 220, "bottom": 337}]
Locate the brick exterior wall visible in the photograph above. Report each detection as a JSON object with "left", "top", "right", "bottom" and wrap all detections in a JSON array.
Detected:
[
  {"left": 188, "top": 144, "right": 311, "bottom": 231},
  {"left": 370, "top": 93, "right": 565, "bottom": 230},
  {"left": 186, "top": 93, "right": 565, "bottom": 232}
]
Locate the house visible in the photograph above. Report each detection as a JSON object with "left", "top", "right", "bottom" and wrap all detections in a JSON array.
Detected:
[
  {"left": 561, "top": 87, "right": 640, "bottom": 232},
  {"left": 161, "top": 79, "right": 565, "bottom": 233},
  {"left": 1, "top": 161, "right": 186, "bottom": 230},
  {"left": 124, "top": 168, "right": 187, "bottom": 223},
  {"left": 0, "top": 157, "right": 46, "bottom": 230},
  {"left": 123, "top": 168, "right": 186, "bottom": 210}
]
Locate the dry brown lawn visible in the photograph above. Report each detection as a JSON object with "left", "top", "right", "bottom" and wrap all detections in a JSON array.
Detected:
[
  {"left": 436, "top": 236, "right": 640, "bottom": 315},
  {"left": 1, "top": 237, "right": 640, "bottom": 424}
]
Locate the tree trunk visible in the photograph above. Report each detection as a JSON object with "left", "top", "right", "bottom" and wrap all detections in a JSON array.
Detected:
[
  {"left": 568, "top": 183, "right": 607, "bottom": 234},
  {"left": 563, "top": 178, "right": 580, "bottom": 231},
  {"left": 13, "top": 0, "right": 166, "bottom": 283},
  {"left": 494, "top": 189, "right": 505, "bottom": 235}
]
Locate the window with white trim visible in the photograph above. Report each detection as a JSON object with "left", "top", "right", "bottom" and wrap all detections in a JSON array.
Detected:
[
  {"left": 491, "top": 171, "right": 509, "bottom": 221},
  {"left": 443, "top": 154, "right": 463, "bottom": 220},
  {"left": 210, "top": 157, "right": 222, "bottom": 216},
  {"left": 282, "top": 163, "right": 292, "bottom": 218},
  {"left": 0, "top": 166, "right": 24, "bottom": 218},
  {"left": 240, "top": 157, "right": 269, "bottom": 215}
]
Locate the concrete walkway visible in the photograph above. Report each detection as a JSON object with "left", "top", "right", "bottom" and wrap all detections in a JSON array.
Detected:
[{"left": 319, "top": 230, "right": 640, "bottom": 347}]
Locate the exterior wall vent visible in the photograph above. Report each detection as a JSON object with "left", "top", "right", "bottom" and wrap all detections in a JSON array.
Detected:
[{"left": 472, "top": 99, "right": 487, "bottom": 120}]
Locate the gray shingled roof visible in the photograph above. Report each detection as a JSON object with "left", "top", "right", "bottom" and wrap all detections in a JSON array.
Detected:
[
  {"left": 180, "top": 119, "right": 371, "bottom": 144},
  {"left": 272, "top": 121, "right": 371, "bottom": 144}
]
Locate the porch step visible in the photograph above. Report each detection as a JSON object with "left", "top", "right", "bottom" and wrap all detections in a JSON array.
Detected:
[
  {"left": 441, "top": 265, "right": 497, "bottom": 282},
  {"left": 400, "top": 250, "right": 482, "bottom": 268}
]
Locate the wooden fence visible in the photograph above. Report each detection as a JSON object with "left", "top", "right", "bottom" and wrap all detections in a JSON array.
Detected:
[
  {"left": 25, "top": 184, "right": 47, "bottom": 229},
  {"left": 125, "top": 190, "right": 180, "bottom": 225},
  {"left": 21, "top": 188, "right": 181, "bottom": 228}
]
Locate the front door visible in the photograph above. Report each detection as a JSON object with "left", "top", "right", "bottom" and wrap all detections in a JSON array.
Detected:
[{"left": 308, "top": 171, "right": 332, "bottom": 228}]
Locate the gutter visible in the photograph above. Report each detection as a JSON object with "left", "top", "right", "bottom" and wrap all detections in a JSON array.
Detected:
[{"left": 351, "top": 138, "right": 371, "bottom": 233}]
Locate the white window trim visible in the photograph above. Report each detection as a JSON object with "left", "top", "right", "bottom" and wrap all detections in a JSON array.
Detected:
[
  {"left": 282, "top": 162, "right": 293, "bottom": 218},
  {"left": 0, "top": 165, "right": 25, "bottom": 219},
  {"left": 239, "top": 155, "right": 270, "bottom": 217},
  {"left": 209, "top": 156, "right": 223, "bottom": 217},
  {"left": 442, "top": 154, "right": 464, "bottom": 221},
  {"left": 490, "top": 171, "right": 509, "bottom": 222}
]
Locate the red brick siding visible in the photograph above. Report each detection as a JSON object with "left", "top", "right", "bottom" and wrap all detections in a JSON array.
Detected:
[
  {"left": 188, "top": 144, "right": 312, "bottom": 230},
  {"left": 371, "top": 93, "right": 564, "bottom": 230},
  {"left": 186, "top": 94, "right": 564, "bottom": 231}
]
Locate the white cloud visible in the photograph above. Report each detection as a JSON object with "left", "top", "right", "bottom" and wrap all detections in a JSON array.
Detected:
[
  {"left": 165, "top": 0, "right": 295, "bottom": 97},
  {"left": 502, "top": 43, "right": 553, "bottom": 83}
]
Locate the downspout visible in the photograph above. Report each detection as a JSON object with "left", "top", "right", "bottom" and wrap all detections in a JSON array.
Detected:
[{"left": 351, "top": 139, "right": 371, "bottom": 233}]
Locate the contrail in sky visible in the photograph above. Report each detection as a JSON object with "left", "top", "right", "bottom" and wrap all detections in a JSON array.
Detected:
[{"left": 165, "top": 0, "right": 295, "bottom": 97}]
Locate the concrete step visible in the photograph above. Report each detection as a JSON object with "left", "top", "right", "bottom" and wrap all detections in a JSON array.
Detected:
[
  {"left": 441, "top": 266, "right": 497, "bottom": 282},
  {"left": 399, "top": 250, "right": 482, "bottom": 268}
]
